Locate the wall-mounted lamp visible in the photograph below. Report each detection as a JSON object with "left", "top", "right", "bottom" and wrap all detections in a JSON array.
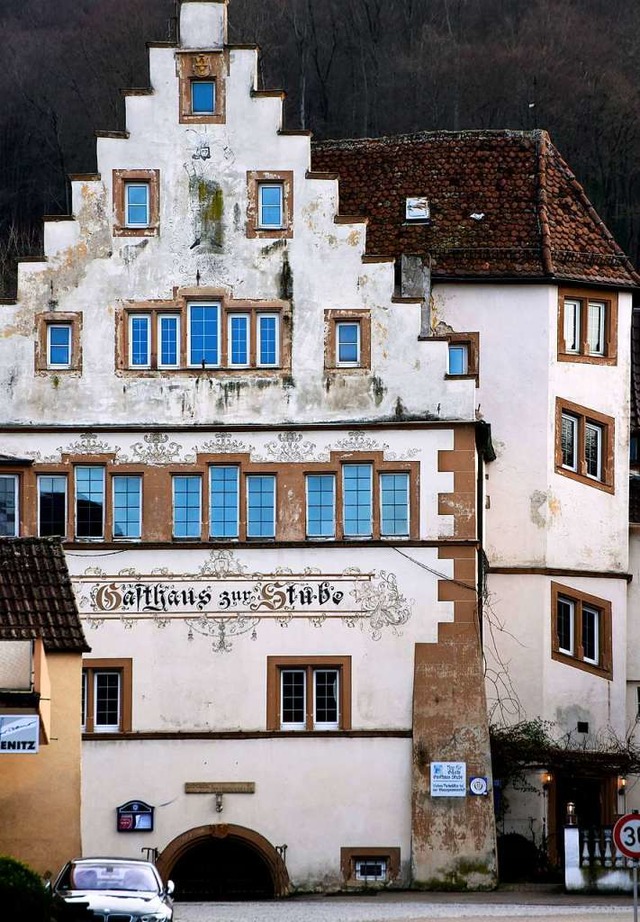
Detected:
[
  {"left": 566, "top": 801, "right": 577, "bottom": 826},
  {"left": 215, "top": 793, "right": 224, "bottom": 813},
  {"left": 619, "top": 776, "right": 627, "bottom": 796},
  {"left": 542, "top": 770, "right": 552, "bottom": 790}
]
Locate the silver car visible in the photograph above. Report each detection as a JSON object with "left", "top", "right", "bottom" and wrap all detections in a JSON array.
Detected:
[{"left": 52, "top": 857, "right": 175, "bottom": 921}]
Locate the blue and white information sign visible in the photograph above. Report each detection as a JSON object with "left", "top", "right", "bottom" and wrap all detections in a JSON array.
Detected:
[
  {"left": 469, "top": 776, "right": 489, "bottom": 796},
  {"left": 0, "top": 715, "right": 39, "bottom": 753},
  {"left": 430, "top": 761, "right": 466, "bottom": 797}
]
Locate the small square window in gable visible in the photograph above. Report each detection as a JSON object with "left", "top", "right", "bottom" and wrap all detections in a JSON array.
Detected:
[
  {"left": 246, "top": 171, "right": 294, "bottom": 239},
  {"left": 112, "top": 170, "right": 160, "bottom": 237},
  {"left": 324, "top": 309, "right": 371, "bottom": 372},
  {"left": 445, "top": 332, "right": 479, "bottom": 386},
  {"left": 35, "top": 312, "right": 83, "bottom": 374},
  {"left": 177, "top": 51, "right": 226, "bottom": 124}
]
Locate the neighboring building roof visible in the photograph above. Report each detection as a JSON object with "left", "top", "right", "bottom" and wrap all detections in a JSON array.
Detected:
[
  {"left": 312, "top": 129, "right": 639, "bottom": 288},
  {"left": 0, "top": 538, "right": 89, "bottom": 652},
  {"left": 0, "top": 454, "right": 33, "bottom": 466}
]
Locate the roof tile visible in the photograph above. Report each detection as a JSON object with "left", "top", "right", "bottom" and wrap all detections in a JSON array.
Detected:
[
  {"left": 312, "top": 130, "right": 639, "bottom": 287},
  {"left": 0, "top": 538, "right": 89, "bottom": 653}
]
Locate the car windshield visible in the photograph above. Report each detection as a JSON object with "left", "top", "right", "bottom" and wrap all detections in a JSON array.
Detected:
[{"left": 67, "top": 863, "right": 159, "bottom": 892}]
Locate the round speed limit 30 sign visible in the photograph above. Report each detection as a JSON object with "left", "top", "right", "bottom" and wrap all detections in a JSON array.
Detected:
[{"left": 613, "top": 813, "right": 640, "bottom": 859}]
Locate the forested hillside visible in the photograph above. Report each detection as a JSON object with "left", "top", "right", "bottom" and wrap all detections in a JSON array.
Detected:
[{"left": 1, "top": 0, "right": 639, "bottom": 294}]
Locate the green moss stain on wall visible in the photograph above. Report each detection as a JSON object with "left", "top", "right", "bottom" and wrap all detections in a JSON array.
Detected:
[{"left": 190, "top": 176, "right": 224, "bottom": 252}]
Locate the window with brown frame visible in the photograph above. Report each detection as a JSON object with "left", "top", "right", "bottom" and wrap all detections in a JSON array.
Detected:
[
  {"left": 266, "top": 656, "right": 351, "bottom": 731},
  {"left": 558, "top": 288, "right": 617, "bottom": 364},
  {"left": 445, "top": 332, "right": 479, "bottom": 386},
  {"left": 324, "top": 310, "right": 371, "bottom": 372},
  {"left": 117, "top": 290, "right": 291, "bottom": 374},
  {"left": 112, "top": 169, "right": 160, "bottom": 237},
  {"left": 176, "top": 51, "right": 226, "bottom": 124},
  {"left": 340, "top": 847, "right": 401, "bottom": 887},
  {"left": 0, "top": 472, "right": 20, "bottom": 537},
  {"left": 31, "top": 461, "right": 144, "bottom": 542},
  {"left": 555, "top": 397, "right": 614, "bottom": 493},
  {"left": 23, "top": 452, "right": 417, "bottom": 544},
  {"left": 551, "top": 583, "right": 612, "bottom": 679},
  {"left": 82, "top": 659, "right": 132, "bottom": 733},
  {"left": 246, "top": 171, "right": 293, "bottom": 239},
  {"left": 35, "top": 312, "right": 83, "bottom": 374}
]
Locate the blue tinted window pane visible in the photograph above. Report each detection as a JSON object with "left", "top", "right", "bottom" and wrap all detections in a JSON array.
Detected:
[
  {"left": 126, "top": 184, "right": 149, "bottom": 226},
  {"left": 49, "top": 325, "right": 71, "bottom": 366},
  {"left": 160, "top": 316, "right": 179, "bottom": 366},
  {"left": 380, "top": 472, "right": 409, "bottom": 536},
  {"left": 189, "top": 305, "right": 219, "bottom": 365},
  {"left": 259, "top": 185, "right": 283, "bottom": 227},
  {"left": 247, "top": 475, "right": 275, "bottom": 538},
  {"left": 113, "top": 475, "right": 142, "bottom": 539},
  {"left": 39, "top": 476, "right": 66, "bottom": 537},
  {"left": 210, "top": 466, "right": 239, "bottom": 538},
  {"left": 259, "top": 316, "right": 278, "bottom": 365},
  {"left": 306, "top": 474, "right": 335, "bottom": 537},
  {"left": 130, "top": 316, "right": 150, "bottom": 366},
  {"left": 343, "top": 464, "right": 372, "bottom": 537},
  {"left": 76, "top": 467, "right": 104, "bottom": 538},
  {"left": 191, "top": 81, "right": 215, "bottom": 114},
  {"left": 230, "top": 316, "right": 249, "bottom": 365},
  {"left": 448, "top": 345, "right": 468, "bottom": 375},
  {"left": 173, "top": 476, "right": 201, "bottom": 538},
  {"left": 337, "top": 323, "right": 359, "bottom": 364},
  {"left": 0, "top": 476, "right": 17, "bottom": 537}
]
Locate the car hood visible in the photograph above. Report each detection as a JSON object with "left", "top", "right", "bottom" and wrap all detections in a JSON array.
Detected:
[{"left": 60, "top": 889, "right": 166, "bottom": 912}]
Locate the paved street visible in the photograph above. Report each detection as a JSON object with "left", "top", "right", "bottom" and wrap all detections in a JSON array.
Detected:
[{"left": 174, "top": 893, "right": 636, "bottom": 922}]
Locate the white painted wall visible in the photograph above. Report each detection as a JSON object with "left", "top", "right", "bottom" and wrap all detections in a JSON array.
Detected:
[{"left": 2, "top": 11, "right": 476, "bottom": 429}]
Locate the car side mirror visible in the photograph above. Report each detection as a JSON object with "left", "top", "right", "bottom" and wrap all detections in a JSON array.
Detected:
[{"left": 166, "top": 880, "right": 175, "bottom": 896}]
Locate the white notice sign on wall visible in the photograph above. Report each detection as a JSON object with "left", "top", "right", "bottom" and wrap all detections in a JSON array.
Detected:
[{"left": 430, "top": 761, "right": 466, "bottom": 797}]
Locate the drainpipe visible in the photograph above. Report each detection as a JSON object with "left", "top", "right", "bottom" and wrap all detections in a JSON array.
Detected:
[{"left": 475, "top": 421, "right": 496, "bottom": 647}]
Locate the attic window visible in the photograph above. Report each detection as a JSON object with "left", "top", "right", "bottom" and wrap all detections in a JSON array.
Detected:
[{"left": 405, "top": 197, "right": 430, "bottom": 222}]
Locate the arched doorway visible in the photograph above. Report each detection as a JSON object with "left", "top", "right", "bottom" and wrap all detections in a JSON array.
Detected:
[{"left": 157, "top": 824, "right": 290, "bottom": 901}]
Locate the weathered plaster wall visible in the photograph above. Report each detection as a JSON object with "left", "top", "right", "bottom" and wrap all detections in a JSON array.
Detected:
[
  {"left": 0, "top": 1, "right": 489, "bottom": 892},
  {"left": 1, "top": 7, "right": 476, "bottom": 429},
  {"left": 0, "top": 654, "right": 83, "bottom": 874}
]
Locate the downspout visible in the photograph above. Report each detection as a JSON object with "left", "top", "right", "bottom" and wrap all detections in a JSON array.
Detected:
[{"left": 475, "top": 420, "right": 496, "bottom": 646}]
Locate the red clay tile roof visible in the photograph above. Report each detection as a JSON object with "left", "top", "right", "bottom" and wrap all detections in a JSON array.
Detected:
[
  {"left": 312, "top": 130, "right": 639, "bottom": 288},
  {"left": 0, "top": 538, "right": 89, "bottom": 652}
]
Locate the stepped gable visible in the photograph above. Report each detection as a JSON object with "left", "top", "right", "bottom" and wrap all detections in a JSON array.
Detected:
[
  {"left": 0, "top": 538, "right": 89, "bottom": 653},
  {"left": 312, "top": 129, "right": 639, "bottom": 287}
]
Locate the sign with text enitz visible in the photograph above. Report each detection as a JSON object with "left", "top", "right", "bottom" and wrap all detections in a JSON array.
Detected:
[
  {"left": 0, "top": 715, "right": 39, "bottom": 753},
  {"left": 430, "top": 761, "right": 466, "bottom": 797}
]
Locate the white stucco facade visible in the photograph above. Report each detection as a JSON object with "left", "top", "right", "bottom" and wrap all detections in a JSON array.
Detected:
[{"left": 0, "top": 0, "right": 498, "bottom": 895}]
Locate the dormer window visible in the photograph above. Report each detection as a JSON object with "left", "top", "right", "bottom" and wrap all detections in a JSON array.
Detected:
[{"left": 405, "top": 196, "right": 430, "bottom": 222}]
